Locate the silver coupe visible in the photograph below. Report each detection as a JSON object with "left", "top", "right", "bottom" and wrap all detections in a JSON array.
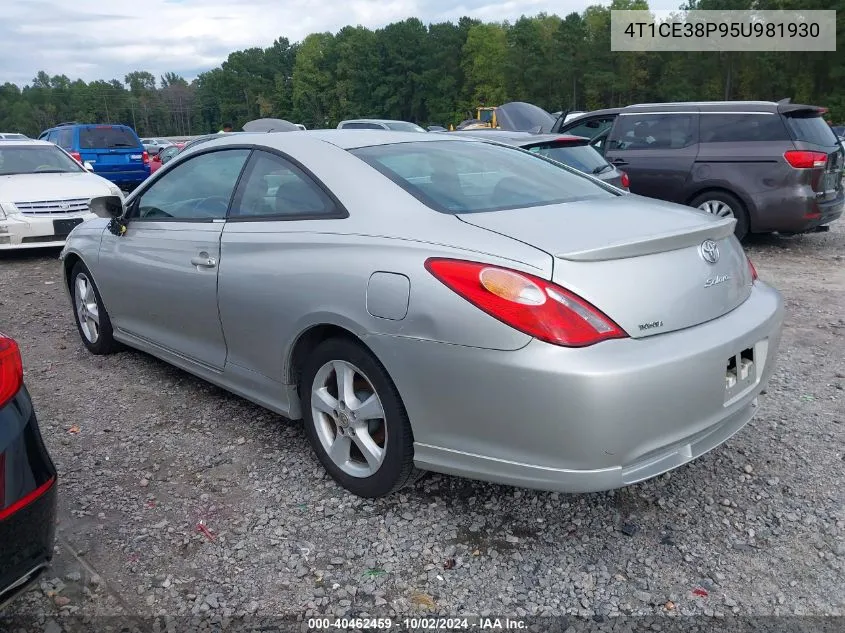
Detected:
[{"left": 60, "top": 131, "right": 784, "bottom": 497}]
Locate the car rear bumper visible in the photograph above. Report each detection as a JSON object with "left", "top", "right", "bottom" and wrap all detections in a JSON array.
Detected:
[
  {"left": 752, "top": 186, "right": 844, "bottom": 233},
  {"left": 0, "top": 387, "right": 58, "bottom": 608},
  {"left": 366, "top": 281, "right": 784, "bottom": 493},
  {"left": 0, "top": 213, "right": 97, "bottom": 250},
  {"left": 95, "top": 169, "right": 149, "bottom": 185}
]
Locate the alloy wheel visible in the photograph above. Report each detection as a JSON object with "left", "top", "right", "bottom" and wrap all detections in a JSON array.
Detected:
[
  {"left": 74, "top": 273, "right": 100, "bottom": 344},
  {"left": 310, "top": 360, "right": 388, "bottom": 478}
]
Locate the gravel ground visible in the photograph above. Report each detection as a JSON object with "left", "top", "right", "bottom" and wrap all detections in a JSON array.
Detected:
[{"left": 0, "top": 222, "right": 843, "bottom": 629}]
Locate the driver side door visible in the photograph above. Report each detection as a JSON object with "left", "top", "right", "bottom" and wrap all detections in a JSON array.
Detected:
[{"left": 96, "top": 148, "right": 251, "bottom": 370}]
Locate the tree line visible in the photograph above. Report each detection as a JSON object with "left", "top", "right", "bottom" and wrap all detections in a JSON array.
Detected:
[{"left": 1, "top": 0, "right": 842, "bottom": 138}]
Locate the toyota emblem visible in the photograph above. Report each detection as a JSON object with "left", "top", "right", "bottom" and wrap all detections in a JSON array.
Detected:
[
  {"left": 59, "top": 202, "right": 70, "bottom": 211},
  {"left": 699, "top": 239, "right": 720, "bottom": 264}
]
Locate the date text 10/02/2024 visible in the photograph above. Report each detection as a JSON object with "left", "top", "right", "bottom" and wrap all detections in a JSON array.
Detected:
[{"left": 307, "top": 617, "right": 527, "bottom": 630}]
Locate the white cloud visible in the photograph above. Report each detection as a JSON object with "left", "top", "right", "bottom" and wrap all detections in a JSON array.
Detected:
[{"left": 1, "top": 0, "right": 681, "bottom": 86}]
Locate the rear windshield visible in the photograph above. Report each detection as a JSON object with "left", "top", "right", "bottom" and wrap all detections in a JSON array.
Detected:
[
  {"left": 350, "top": 140, "right": 615, "bottom": 214},
  {"left": 0, "top": 145, "right": 83, "bottom": 175},
  {"left": 525, "top": 142, "right": 609, "bottom": 174},
  {"left": 342, "top": 122, "right": 384, "bottom": 130},
  {"left": 80, "top": 126, "right": 141, "bottom": 149},
  {"left": 783, "top": 115, "right": 839, "bottom": 147}
]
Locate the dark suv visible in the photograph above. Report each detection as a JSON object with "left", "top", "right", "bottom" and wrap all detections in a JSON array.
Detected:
[
  {"left": 38, "top": 123, "right": 150, "bottom": 190},
  {"left": 555, "top": 100, "right": 844, "bottom": 239}
]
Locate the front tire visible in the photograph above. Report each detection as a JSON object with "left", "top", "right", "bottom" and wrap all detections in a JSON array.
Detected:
[
  {"left": 70, "top": 262, "right": 121, "bottom": 355},
  {"left": 691, "top": 191, "right": 749, "bottom": 240},
  {"left": 300, "top": 338, "right": 419, "bottom": 497}
]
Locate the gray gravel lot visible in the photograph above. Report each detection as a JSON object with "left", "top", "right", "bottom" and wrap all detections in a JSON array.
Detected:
[{"left": 0, "top": 223, "right": 843, "bottom": 628}]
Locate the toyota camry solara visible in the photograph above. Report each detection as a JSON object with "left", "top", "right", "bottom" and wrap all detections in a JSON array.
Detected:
[{"left": 59, "top": 130, "right": 784, "bottom": 498}]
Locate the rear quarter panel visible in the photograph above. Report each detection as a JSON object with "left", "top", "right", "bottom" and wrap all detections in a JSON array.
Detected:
[{"left": 690, "top": 140, "right": 802, "bottom": 231}]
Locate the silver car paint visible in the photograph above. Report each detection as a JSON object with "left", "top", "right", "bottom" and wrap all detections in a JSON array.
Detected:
[{"left": 61, "top": 130, "right": 784, "bottom": 493}]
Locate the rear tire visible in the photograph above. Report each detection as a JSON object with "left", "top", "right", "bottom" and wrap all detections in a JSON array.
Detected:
[
  {"left": 690, "top": 191, "right": 749, "bottom": 241},
  {"left": 70, "top": 262, "right": 121, "bottom": 355},
  {"left": 300, "top": 338, "right": 420, "bottom": 497}
]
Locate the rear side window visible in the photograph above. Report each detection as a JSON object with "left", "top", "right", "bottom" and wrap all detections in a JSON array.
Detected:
[
  {"left": 564, "top": 117, "right": 615, "bottom": 140},
  {"left": 783, "top": 115, "right": 840, "bottom": 147},
  {"left": 79, "top": 126, "right": 140, "bottom": 149},
  {"left": 526, "top": 143, "right": 609, "bottom": 174},
  {"left": 56, "top": 128, "right": 73, "bottom": 148},
  {"left": 700, "top": 113, "right": 789, "bottom": 143},
  {"left": 351, "top": 140, "right": 615, "bottom": 214},
  {"left": 609, "top": 113, "right": 696, "bottom": 151}
]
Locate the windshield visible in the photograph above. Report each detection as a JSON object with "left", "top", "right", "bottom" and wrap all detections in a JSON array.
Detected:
[
  {"left": 350, "top": 140, "right": 615, "bottom": 214},
  {"left": 0, "top": 145, "right": 83, "bottom": 175},
  {"left": 526, "top": 142, "right": 610, "bottom": 175},
  {"left": 783, "top": 115, "right": 840, "bottom": 147},
  {"left": 80, "top": 126, "right": 141, "bottom": 149},
  {"left": 384, "top": 121, "right": 427, "bottom": 133},
  {"left": 496, "top": 102, "right": 556, "bottom": 133}
]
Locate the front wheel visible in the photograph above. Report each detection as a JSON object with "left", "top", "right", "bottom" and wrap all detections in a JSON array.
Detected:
[
  {"left": 70, "top": 262, "right": 121, "bottom": 355},
  {"left": 300, "top": 338, "right": 420, "bottom": 497},
  {"left": 690, "top": 191, "right": 749, "bottom": 240}
]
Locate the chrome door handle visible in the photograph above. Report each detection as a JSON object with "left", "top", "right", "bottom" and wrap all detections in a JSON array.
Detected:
[{"left": 191, "top": 255, "right": 217, "bottom": 268}]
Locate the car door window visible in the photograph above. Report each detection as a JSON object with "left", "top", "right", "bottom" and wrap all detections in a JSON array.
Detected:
[
  {"left": 609, "top": 113, "right": 695, "bottom": 151},
  {"left": 132, "top": 149, "right": 250, "bottom": 221},
  {"left": 229, "top": 150, "right": 340, "bottom": 219}
]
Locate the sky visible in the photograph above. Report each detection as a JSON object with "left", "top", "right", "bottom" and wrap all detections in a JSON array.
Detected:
[{"left": 1, "top": 0, "right": 681, "bottom": 88}]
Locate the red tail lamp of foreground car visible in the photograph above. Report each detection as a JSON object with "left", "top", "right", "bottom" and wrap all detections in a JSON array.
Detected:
[
  {"left": 0, "top": 333, "right": 24, "bottom": 408},
  {"left": 783, "top": 150, "right": 827, "bottom": 169},
  {"left": 425, "top": 259, "right": 627, "bottom": 347},
  {"left": 747, "top": 255, "right": 759, "bottom": 282}
]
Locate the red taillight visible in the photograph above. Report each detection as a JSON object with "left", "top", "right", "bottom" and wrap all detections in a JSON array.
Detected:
[
  {"left": 784, "top": 150, "right": 827, "bottom": 169},
  {"left": 0, "top": 476, "right": 55, "bottom": 521},
  {"left": 619, "top": 171, "right": 630, "bottom": 188},
  {"left": 142, "top": 151, "right": 149, "bottom": 165},
  {"left": 69, "top": 151, "right": 83, "bottom": 164},
  {"left": 0, "top": 334, "right": 24, "bottom": 408},
  {"left": 747, "top": 256, "right": 758, "bottom": 282},
  {"left": 425, "top": 258, "right": 627, "bottom": 347}
]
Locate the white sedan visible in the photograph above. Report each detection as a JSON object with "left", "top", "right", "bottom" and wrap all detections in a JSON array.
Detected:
[{"left": 0, "top": 140, "right": 123, "bottom": 250}]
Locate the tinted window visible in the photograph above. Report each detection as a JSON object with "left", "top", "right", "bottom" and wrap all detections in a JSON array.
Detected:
[
  {"left": 134, "top": 149, "right": 250, "bottom": 220},
  {"left": 609, "top": 113, "right": 695, "bottom": 151},
  {"left": 342, "top": 122, "right": 384, "bottom": 130},
  {"left": 563, "top": 117, "right": 615, "bottom": 140},
  {"left": 0, "top": 145, "right": 83, "bottom": 175},
  {"left": 783, "top": 115, "right": 840, "bottom": 147},
  {"left": 80, "top": 126, "right": 140, "bottom": 149},
  {"left": 351, "top": 140, "right": 615, "bottom": 214},
  {"left": 56, "top": 128, "right": 73, "bottom": 148},
  {"left": 699, "top": 113, "right": 788, "bottom": 142},
  {"left": 526, "top": 142, "right": 609, "bottom": 174},
  {"left": 230, "top": 150, "right": 337, "bottom": 219}
]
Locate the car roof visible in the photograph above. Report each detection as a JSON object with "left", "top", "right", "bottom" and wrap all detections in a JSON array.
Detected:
[
  {"left": 0, "top": 139, "right": 54, "bottom": 147},
  {"left": 181, "top": 130, "right": 471, "bottom": 154}
]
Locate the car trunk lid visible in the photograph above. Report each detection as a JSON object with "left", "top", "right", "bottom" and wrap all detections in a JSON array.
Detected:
[{"left": 457, "top": 195, "right": 753, "bottom": 338}]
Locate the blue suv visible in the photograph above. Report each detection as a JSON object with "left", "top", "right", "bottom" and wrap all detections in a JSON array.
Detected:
[{"left": 38, "top": 123, "right": 150, "bottom": 189}]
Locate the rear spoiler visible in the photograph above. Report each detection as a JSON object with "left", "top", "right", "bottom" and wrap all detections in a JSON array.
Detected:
[{"left": 776, "top": 98, "right": 827, "bottom": 117}]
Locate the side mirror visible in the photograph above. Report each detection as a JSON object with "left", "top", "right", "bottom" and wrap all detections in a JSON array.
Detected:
[
  {"left": 83, "top": 161, "right": 95, "bottom": 172},
  {"left": 89, "top": 195, "right": 125, "bottom": 219}
]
